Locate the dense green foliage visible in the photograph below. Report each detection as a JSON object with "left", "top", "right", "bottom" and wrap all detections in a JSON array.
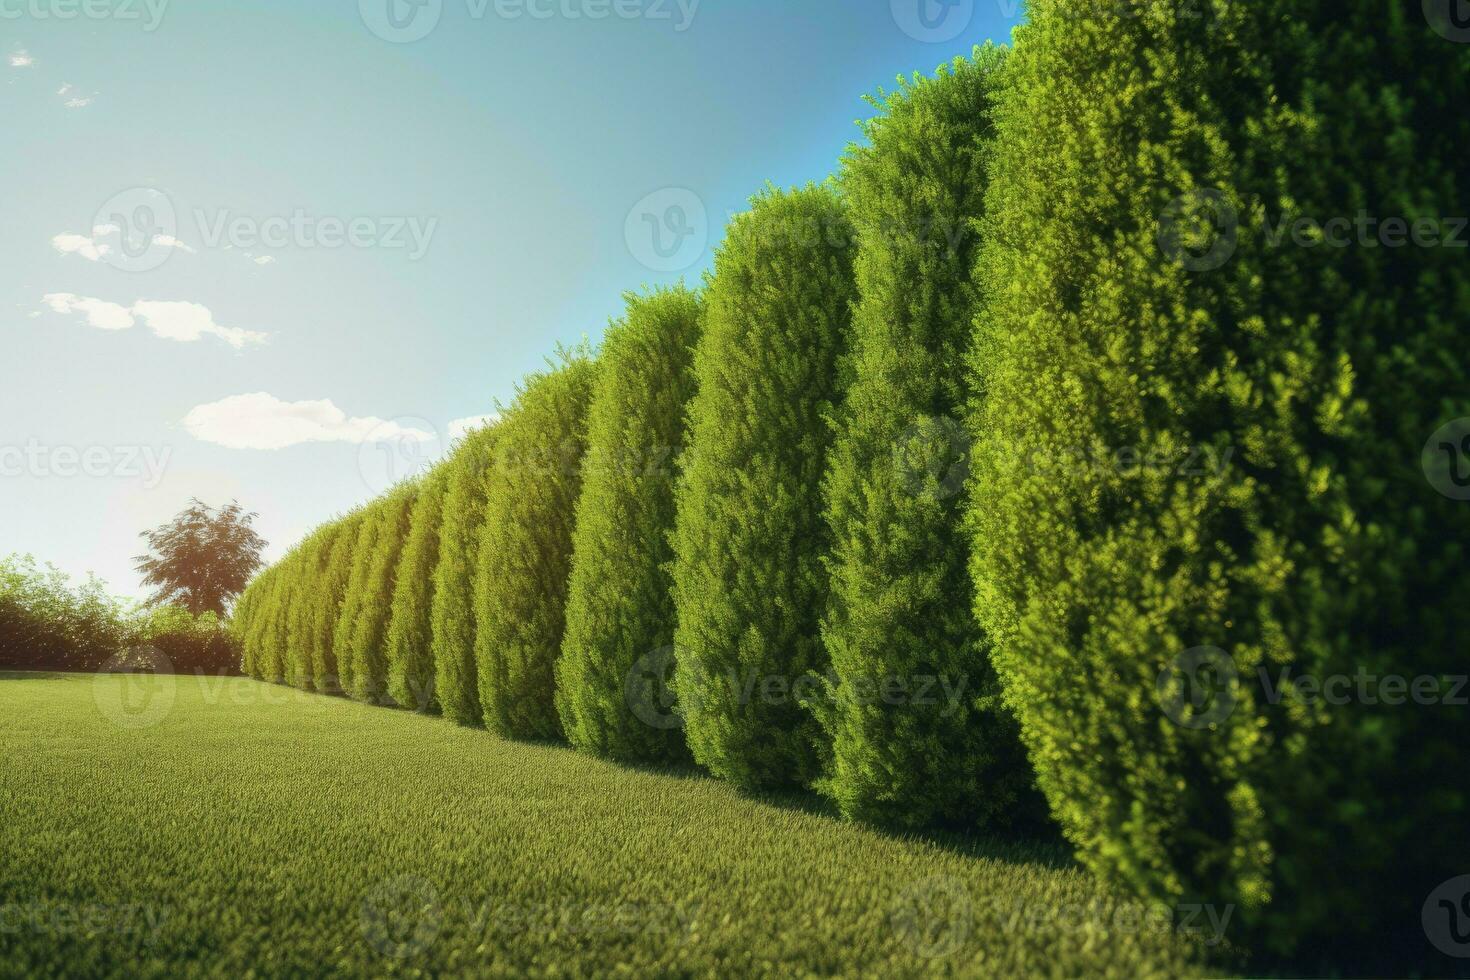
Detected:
[
  {"left": 0, "top": 673, "right": 1209, "bottom": 977},
  {"left": 430, "top": 424, "right": 501, "bottom": 726},
  {"left": 968, "top": 1, "right": 1470, "bottom": 959},
  {"left": 474, "top": 353, "right": 597, "bottom": 740},
  {"left": 556, "top": 286, "right": 701, "bottom": 763},
  {"left": 671, "top": 185, "right": 856, "bottom": 790},
  {"left": 816, "top": 47, "right": 1036, "bottom": 831},
  {"left": 344, "top": 485, "right": 417, "bottom": 704},
  {"left": 331, "top": 505, "right": 385, "bottom": 697},
  {"left": 386, "top": 470, "right": 448, "bottom": 712},
  {"left": 311, "top": 513, "right": 363, "bottom": 693},
  {"left": 134, "top": 499, "right": 265, "bottom": 616},
  {"left": 0, "top": 554, "right": 237, "bottom": 674}
]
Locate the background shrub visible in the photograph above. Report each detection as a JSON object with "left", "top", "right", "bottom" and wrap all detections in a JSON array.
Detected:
[
  {"left": 671, "top": 185, "right": 855, "bottom": 790},
  {"left": 475, "top": 351, "right": 597, "bottom": 740},
  {"left": 557, "top": 286, "right": 701, "bottom": 763},
  {"left": 387, "top": 469, "right": 448, "bottom": 711},
  {"left": 816, "top": 46, "right": 1038, "bottom": 831},
  {"left": 968, "top": 0, "right": 1469, "bottom": 959},
  {"left": 431, "top": 423, "right": 501, "bottom": 726}
]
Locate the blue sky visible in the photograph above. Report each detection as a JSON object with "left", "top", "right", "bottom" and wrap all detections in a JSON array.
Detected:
[{"left": 1, "top": 0, "right": 1020, "bottom": 599}]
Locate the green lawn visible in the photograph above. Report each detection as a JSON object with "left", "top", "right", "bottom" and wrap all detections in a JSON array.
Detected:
[{"left": 0, "top": 673, "right": 1224, "bottom": 978}]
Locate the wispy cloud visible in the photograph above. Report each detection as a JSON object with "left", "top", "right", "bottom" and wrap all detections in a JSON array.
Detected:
[
  {"left": 40, "top": 294, "right": 267, "bottom": 349},
  {"left": 57, "top": 82, "right": 97, "bottom": 108},
  {"left": 9, "top": 50, "right": 34, "bottom": 69},
  {"left": 52, "top": 225, "right": 194, "bottom": 262},
  {"left": 183, "top": 394, "right": 437, "bottom": 451}
]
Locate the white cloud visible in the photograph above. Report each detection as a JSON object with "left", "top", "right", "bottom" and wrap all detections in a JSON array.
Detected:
[
  {"left": 9, "top": 51, "right": 34, "bottom": 69},
  {"left": 51, "top": 232, "right": 110, "bottom": 262},
  {"left": 43, "top": 293, "right": 134, "bottom": 331},
  {"left": 448, "top": 414, "right": 500, "bottom": 441},
  {"left": 253, "top": 255, "right": 276, "bottom": 266},
  {"left": 40, "top": 293, "right": 266, "bottom": 348},
  {"left": 57, "top": 83, "right": 70, "bottom": 95},
  {"left": 64, "top": 98, "right": 95, "bottom": 109},
  {"left": 130, "top": 300, "right": 267, "bottom": 349},
  {"left": 52, "top": 225, "right": 192, "bottom": 262},
  {"left": 184, "top": 394, "right": 437, "bottom": 451}
]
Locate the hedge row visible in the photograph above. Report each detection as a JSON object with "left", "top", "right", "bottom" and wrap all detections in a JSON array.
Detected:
[{"left": 232, "top": 22, "right": 1468, "bottom": 967}]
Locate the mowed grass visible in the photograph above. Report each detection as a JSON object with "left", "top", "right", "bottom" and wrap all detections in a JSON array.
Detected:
[{"left": 0, "top": 673, "right": 1222, "bottom": 978}]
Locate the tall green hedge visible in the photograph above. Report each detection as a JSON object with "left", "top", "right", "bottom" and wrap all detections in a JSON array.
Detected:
[
  {"left": 311, "top": 512, "right": 362, "bottom": 694},
  {"left": 333, "top": 502, "right": 385, "bottom": 697},
  {"left": 343, "top": 484, "right": 417, "bottom": 704},
  {"left": 556, "top": 286, "right": 702, "bottom": 763},
  {"left": 475, "top": 352, "right": 597, "bottom": 740},
  {"left": 816, "top": 46, "right": 1037, "bottom": 831},
  {"left": 969, "top": 0, "right": 1469, "bottom": 957},
  {"left": 671, "top": 185, "right": 855, "bottom": 789},
  {"left": 431, "top": 423, "right": 501, "bottom": 726},
  {"left": 386, "top": 469, "right": 448, "bottom": 712}
]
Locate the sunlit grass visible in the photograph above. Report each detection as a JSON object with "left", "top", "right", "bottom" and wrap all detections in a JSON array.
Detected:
[{"left": 0, "top": 673, "right": 1221, "bottom": 977}]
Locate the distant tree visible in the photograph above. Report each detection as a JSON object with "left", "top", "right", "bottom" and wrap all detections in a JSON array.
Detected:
[{"left": 135, "top": 500, "right": 265, "bottom": 617}]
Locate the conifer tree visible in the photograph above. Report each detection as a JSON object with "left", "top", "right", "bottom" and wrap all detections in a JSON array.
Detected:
[
  {"left": 475, "top": 351, "right": 597, "bottom": 740},
  {"left": 556, "top": 286, "right": 701, "bottom": 762},
  {"left": 430, "top": 422, "right": 501, "bottom": 726},
  {"left": 671, "top": 185, "right": 855, "bottom": 789},
  {"left": 387, "top": 468, "right": 449, "bottom": 711},
  {"left": 816, "top": 46, "right": 1037, "bottom": 830},
  {"left": 969, "top": 0, "right": 1470, "bottom": 957}
]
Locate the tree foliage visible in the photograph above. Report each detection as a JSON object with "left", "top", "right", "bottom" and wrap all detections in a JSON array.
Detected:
[
  {"left": 135, "top": 500, "right": 265, "bottom": 616},
  {"left": 475, "top": 351, "right": 597, "bottom": 740},
  {"left": 557, "top": 286, "right": 701, "bottom": 763},
  {"left": 816, "top": 46, "right": 1038, "bottom": 830},
  {"left": 430, "top": 423, "right": 502, "bottom": 726},
  {"left": 968, "top": 0, "right": 1470, "bottom": 958},
  {"left": 387, "top": 469, "right": 448, "bottom": 711},
  {"left": 671, "top": 185, "right": 856, "bottom": 789}
]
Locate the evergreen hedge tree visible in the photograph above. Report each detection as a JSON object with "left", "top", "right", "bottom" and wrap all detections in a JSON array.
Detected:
[
  {"left": 333, "top": 502, "right": 385, "bottom": 697},
  {"left": 431, "top": 422, "right": 501, "bottom": 726},
  {"left": 815, "top": 46, "right": 1037, "bottom": 831},
  {"left": 475, "top": 351, "right": 597, "bottom": 740},
  {"left": 969, "top": 0, "right": 1469, "bottom": 960},
  {"left": 556, "top": 286, "right": 702, "bottom": 763},
  {"left": 283, "top": 541, "right": 321, "bottom": 690},
  {"left": 386, "top": 468, "right": 448, "bottom": 712},
  {"left": 311, "top": 513, "right": 362, "bottom": 694},
  {"left": 671, "top": 185, "right": 856, "bottom": 789},
  {"left": 343, "top": 484, "right": 417, "bottom": 704}
]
